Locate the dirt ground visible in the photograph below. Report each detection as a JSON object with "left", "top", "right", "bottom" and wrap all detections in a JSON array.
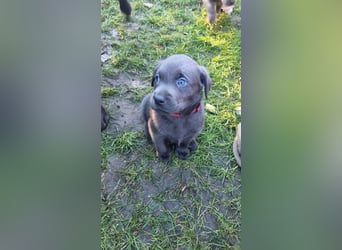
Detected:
[
  {"left": 101, "top": 69, "right": 241, "bottom": 246},
  {"left": 101, "top": 74, "right": 144, "bottom": 134}
]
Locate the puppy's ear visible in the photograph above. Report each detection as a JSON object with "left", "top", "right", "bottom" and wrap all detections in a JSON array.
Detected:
[
  {"left": 199, "top": 66, "right": 212, "bottom": 99},
  {"left": 151, "top": 61, "right": 162, "bottom": 87}
]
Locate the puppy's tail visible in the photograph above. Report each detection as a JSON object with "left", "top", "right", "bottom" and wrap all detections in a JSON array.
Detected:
[{"left": 118, "top": 0, "right": 132, "bottom": 16}]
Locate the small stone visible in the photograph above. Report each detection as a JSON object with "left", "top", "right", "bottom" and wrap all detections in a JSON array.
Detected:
[
  {"left": 111, "top": 29, "right": 118, "bottom": 38},
  {"left": 101, "top": 53, "right": 110, "bottom": 63}
]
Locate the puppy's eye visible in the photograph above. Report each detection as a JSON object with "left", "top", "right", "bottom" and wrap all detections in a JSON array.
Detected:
[
  {"left": 154, "top": 74, "right": 160, "bottom": 84},
  {"left": 176, "top": 77, "right": 187, "bottom": 87}
]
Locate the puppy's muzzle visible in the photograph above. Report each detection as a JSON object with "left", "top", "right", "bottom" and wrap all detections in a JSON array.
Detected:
[
  {"left": 153, "top": 94, "right": 166, "bottom": 106},
  {"left": 152, "top": 91, "right": 174, "bottom": 113}
]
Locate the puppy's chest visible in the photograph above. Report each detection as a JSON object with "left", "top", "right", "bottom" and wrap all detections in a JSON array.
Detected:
[{"left": 160, "top": 116, "right": 203, "bottom": 142}]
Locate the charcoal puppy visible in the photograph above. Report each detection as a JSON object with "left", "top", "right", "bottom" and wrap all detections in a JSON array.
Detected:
[
  {"left": 203, "top": 0, "right": 236, "bottom": 24},
  {"left": 101, "top": 105, "right": 109, "bottom": 132},
  {"left": 118, "top": 0, "right": 131, "bottom": 16},
  {"left": 141, "top": 54, "right": 211, "bottom": 161}
]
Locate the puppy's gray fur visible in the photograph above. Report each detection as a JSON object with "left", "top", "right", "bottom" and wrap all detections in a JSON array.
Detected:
[
  {"left": 141, "top": 54, "right": 211, "bottom": 161},
  {"left": 203, "top": 0, "right": 236, "bottom": 24}
]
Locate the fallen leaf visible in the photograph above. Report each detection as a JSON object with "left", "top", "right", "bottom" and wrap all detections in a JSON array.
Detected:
[
  {"left": 143, "top": 3, "right": 153, "bottom": 8},
  {"left": 153, "top": 45, "right": 163, "bottom": 50},
  {"left": 205, "top": 103, "right": 217, "bottom": 114}
]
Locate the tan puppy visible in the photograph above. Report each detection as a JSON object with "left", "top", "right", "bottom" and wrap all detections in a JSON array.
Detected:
[
  {"left": 233, "top": 122, "right": 241, "bottom": 166},
  {"left": 203, "top": 0, "right": 236, "bottom": 24}
]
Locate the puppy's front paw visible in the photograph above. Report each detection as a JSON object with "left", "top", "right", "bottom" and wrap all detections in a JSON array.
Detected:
[
  {"left": 175, "top": 147, "right": 190, "bottom": 160},
  {"left": 158, "top": 151, "right": 171, "bottom": 161}
]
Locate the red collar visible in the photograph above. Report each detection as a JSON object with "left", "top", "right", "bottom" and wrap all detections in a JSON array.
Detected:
[{"left": 170, "top": 103, "right": 201, "bottom": 118}]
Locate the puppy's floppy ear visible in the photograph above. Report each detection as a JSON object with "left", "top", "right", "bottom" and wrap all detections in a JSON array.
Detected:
[
  {"left": 151, "top": 61, "right": 162, "bottom": 87},
  {"left": 199, "top": 66, "right": 212, "bottom": 99}
]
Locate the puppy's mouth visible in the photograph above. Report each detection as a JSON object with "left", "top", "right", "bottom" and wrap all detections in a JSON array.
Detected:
[
  {"left": 152, "top": 106, "right": 173, "bottom": 114},
  {"left": 151, "top": 93, "right": 201, "bottom": 115},
  {"left": 151, "top": 98, "right": 177, "bottom": 114}
]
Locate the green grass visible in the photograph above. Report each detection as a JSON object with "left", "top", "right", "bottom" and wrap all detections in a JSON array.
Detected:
[
  {"left": 101, "top": 0, "right": 241, "bottom": 248},
  {"left": 101, "top": 87, "right": 120, "bottom": 97}
]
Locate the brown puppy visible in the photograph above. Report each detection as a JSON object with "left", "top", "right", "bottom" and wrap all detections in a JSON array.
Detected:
[
  {"left": 203, "top": 0, "right": 236, "bottom": 24},
  {"left": 141, "top": 55, "right": 211, "bottom": 161}
]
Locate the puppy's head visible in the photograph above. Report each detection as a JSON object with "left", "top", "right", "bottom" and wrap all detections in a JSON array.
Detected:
[
  {"left": 221, "top": 0, "right": 235, "bottom": 15},
  {"left": 150, "top": 54, "right": 211, "bottom": 114}
]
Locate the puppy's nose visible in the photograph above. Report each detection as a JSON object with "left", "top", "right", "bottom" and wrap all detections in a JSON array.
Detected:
[{"left": 153, "top": 94, "right": 165, "bottom": 105}]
